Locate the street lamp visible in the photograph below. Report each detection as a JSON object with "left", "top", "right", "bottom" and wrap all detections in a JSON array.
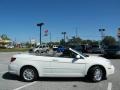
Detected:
[
  {"left": 99, "top": 29, "right": 105, "bottom": 40},
  {"left": 61, "top": 32, "right": 66, "bottom": 46},
  {"left": 37, "top": 22, "right": 44, "bottom": 45},
  {"left": 99, "top": 29, "right": 105, "bottom": 47}
]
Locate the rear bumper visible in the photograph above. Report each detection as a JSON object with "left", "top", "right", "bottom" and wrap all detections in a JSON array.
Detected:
[{"left": 8, "top": 64, "right": 19, "bottom": 76}]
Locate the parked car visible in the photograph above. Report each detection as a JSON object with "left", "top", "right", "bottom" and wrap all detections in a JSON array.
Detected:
[
  {"left": 89, "top": 45, "right": 103, "bottom": 54},
  {"left": 57, "top": 46, "right": 66, "bottom": 52},
  {"left": 8, "top": 48, "right": 114, "bottom": 82},
  {"left": 104, "top": 45, "right": 120, "bottom": 56},
  {"left": 7, "top": 45, "right": 14, "bottom": 49},
  {"left": 52, "top": 45, "right": 58, "bottom": 51},
  {"left": 29, "top": 45, "right": 49, "bottom": 54}
]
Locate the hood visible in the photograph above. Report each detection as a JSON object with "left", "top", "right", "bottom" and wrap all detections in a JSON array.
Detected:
[{"left": 86, "top": 55, "right": 110, "bottom": 64}]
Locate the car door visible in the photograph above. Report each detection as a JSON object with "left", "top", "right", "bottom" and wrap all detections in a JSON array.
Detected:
[
  {"left": 50, "top": 49, "right": 86, "bottom": 77},
  {"left": 37, "top": 56, "right": 53, "bottom": 76}
]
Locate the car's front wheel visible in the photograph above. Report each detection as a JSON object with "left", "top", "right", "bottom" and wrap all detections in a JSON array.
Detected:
[
  {"left": 87, "top": 66, "right": 103, "bottom": 82},
  {"left": 20, "top": 67, "right": 38, "bottom": 82}
]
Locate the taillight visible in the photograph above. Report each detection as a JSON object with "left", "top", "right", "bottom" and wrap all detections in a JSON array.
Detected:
[{"left": 11, "top": 57, "right": 16, "bottom": 62}]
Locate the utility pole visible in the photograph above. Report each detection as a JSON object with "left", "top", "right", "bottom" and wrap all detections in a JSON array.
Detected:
[{"left": 37, "top": 22, "right": 44, "bottom": 45}]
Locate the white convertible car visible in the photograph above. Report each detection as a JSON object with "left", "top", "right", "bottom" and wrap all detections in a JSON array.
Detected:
[{"left": 8, "top": 48, "right": 115, "bottom": 82}]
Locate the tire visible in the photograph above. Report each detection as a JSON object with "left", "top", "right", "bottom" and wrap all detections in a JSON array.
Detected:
[
  {"left": 46, "top": 49, "right": 49, "bottom": 52},
  {"left": 35, "top": 50, "right": 40, "bottom": 54},
  {"left": 87, "top": 66, "right": 103, "bottom": 82},
  {"left": 20, "top": 67, "right": 38, "bottom": 82}
]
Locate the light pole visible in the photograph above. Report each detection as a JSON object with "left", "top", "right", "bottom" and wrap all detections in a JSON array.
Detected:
[
  {"left": 99, "top": 29, "right": 105, "bottom": 40},
  {"left": 99, "top": 29, "right": 105, "bottom": 47},
  {"left": 62, "top": 32, "right": 66, "bottom": 46},
  {"left": 37, "top": 22, "right": 44, "bottom": 45}
]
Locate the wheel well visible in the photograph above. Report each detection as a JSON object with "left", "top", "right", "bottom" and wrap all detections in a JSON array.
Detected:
[
  {"left": 35, "top": 50, "right": 39, "bottom": 52},
  {"left": 20, "top": 65, "right": 39, "bottom": 77},
  {"left": 87, "top": 65, "right": 106, "bottom": 79}
]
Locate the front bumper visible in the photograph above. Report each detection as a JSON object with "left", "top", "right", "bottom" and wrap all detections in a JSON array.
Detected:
[{"left": 107, "top": 65, "right": 115, "bottom": 76}]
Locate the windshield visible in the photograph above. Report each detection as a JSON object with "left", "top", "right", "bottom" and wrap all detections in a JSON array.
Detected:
[{"left": 72, "top": 48, "right": 89, "bottom": 57}]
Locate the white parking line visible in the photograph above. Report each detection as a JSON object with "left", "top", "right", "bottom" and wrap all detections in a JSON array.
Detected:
[
  {"left": 108, "top": 82, "right": 112, "bottom": 90},
  {"left": 13, "top": 81, "right": 37, "bottom": 90}
]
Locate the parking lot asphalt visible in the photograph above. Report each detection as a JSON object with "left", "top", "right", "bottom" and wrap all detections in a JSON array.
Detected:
[{"left": 0, "top": 52, "right": 120, "bottom": 90}]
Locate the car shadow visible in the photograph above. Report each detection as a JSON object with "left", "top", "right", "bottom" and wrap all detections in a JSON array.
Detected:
[
  {"left": 37, "top": 77, "right": 91, "bottom": 83},
  {"left": 2, "top": 72, "right": 94, "bottom": 83},
  {"left": 2, "top": 72, "right": 20, "bottom": 81}
]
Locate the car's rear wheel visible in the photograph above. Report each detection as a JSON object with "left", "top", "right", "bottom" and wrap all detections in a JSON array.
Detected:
[
  {"left": 20, "top": 67, "right": 38, "bottom": 82},
  {"left": 87, "top": 66, "right": 103, "bottom": 82}
]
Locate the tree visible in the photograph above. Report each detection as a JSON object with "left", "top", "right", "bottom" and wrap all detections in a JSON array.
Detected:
[
  {"left": 91, "top": 40, "right": 99, "bottom": 46},
  {"left": 102, "top": 36, "right": 116, "bottom": 46},
  {"left": 25, "top": 42, "right": 32, "bottom": 48},
  {"left": 67, "top": 37, "right": 82, "bottom": 46},
  {"left": 1, "top": 34, "right": 10, "bottom": 40},
  {"left": 60, "top": 39, "right": 65, "bottom": 46},
  {"left": 81, "top": 40, "right": 93, "bottom": 45}
]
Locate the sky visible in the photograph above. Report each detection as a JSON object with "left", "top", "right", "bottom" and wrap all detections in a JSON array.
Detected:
[{"left": 0, "top": 0, "right": 120, "bottom": 42}]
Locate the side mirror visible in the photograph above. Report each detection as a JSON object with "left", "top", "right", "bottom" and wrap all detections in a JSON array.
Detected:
[{"left": 76, "top": 55, "right": 80, "bottom": 59}]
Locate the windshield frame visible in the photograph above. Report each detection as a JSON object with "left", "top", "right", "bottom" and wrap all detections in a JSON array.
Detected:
[{"left": 69, "top": 48, "right": 87, "bottom": 59}]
